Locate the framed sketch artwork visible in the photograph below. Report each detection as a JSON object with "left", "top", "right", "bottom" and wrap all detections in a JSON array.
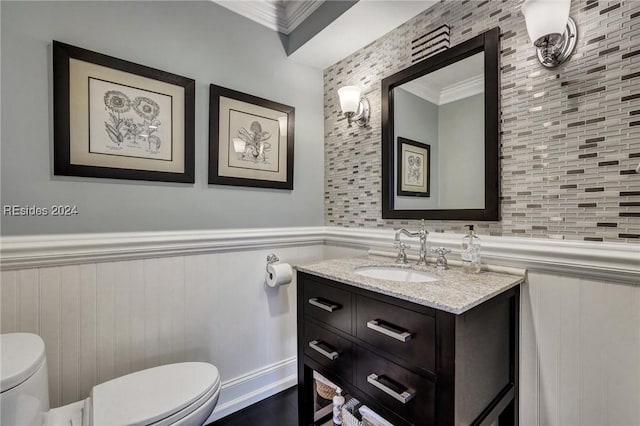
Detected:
[
  {"left": 209, "top": 84, "right": 294, "bottom": 189},
  {"left": 397, "top": 137, "right": 430, "bottom": 197},
  {"left": 53, "top": 41, "right": 195, "bottom": 183}
]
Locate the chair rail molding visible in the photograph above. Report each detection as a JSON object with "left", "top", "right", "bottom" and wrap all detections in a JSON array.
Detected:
[
  {"left": 1, "top": 226, "right": 637, "bottom": 283},
  {"left": 0, "top": 227, "right": 325, "bottom": 270},
  {"left": 324, "top": 227, "right": 639, "bottom": 284}
]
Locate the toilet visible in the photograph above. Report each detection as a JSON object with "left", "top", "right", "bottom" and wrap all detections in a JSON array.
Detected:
[{"left": 1, "top": 333, "right": 221, "bottom": 426}]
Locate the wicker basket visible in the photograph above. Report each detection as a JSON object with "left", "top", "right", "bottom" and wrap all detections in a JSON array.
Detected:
[{"left": 315, "top": 379, "right": 336, "bottom": 400}]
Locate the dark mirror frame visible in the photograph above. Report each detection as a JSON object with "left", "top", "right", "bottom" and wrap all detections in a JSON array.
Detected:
[{"left": 381, "top": 27, "right": 500, "bottom": 221}]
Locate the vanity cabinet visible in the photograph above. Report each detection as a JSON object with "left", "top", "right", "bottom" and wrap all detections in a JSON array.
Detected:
[{"left": 297, "top": 271, "right": 519, "bottom": 426}]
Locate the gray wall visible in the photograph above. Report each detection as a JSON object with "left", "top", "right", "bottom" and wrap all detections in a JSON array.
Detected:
[
  {"left": 438, "top": 93, "right": 484, "bottom": 209},
  {"left": 393, "top": 88, "right": 440, "bottom": 209},
  {"left": 1, "top": 1, "right": 325, "bottom": 235}
]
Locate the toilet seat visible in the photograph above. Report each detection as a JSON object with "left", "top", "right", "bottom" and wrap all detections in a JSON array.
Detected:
[
  {"left": 91, "top": 362, "right": 220, "bottom": 426},
  {"left": 2, "top": 332, "right": 220, "bottom": 426},
  {"left": 145, "top": 382, "right": 219, "bottom": 426},
  {"left": 44, "top": 362, "right": 220, "bottom": 426}
]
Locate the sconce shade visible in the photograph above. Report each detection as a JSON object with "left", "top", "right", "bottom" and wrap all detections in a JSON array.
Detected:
[
  {"left": 522, "top": 0, "right": 576, "bottom": 68},
  {"left": 522, "top": 0, "right": 571, "bottom": 46},
  {"left": 338, "top": 86, "right": 362, "bottom": 113}
]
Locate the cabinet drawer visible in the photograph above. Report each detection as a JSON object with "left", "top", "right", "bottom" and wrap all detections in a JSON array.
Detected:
[
  {"left": 303, "top": 278, "right": 352, "bottom": 333},
  {"left": 356, "top": 347, "right": 435, "bottom": 423},
  {"left": 356, "top": 295, "right": 435, "bottom": 372},
  {"left": 304, "top": 320, "right": 353, "bottom": 383}
]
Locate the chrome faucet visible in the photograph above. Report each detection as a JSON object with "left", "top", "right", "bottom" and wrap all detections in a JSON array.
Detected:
[
  {"left": 395, "top": 241, "right": 409, "bottom": 264},
  {"left": 432, "top": 247, "right": 451, "bottom": 271},
  {"left": 394, "top": 220, "right": 429, "bottom": 266}
]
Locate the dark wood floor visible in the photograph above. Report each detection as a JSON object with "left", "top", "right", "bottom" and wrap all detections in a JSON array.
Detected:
[{"left": 208, "top": 386, "right": 299, "bottom": 426}]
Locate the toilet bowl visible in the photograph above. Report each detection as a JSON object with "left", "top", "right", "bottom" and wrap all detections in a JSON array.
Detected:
[{"left": 1, "top": 333, "right": 221, "bottom": 426}]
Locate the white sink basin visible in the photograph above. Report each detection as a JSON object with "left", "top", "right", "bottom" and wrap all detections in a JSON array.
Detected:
[{"left": 354, "top": 266, "right": 440, "bottom": 283}]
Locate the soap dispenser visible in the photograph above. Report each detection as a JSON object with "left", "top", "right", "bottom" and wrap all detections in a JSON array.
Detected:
[{"left": 461, "top": 225, "right": 481, "bottom": 274}]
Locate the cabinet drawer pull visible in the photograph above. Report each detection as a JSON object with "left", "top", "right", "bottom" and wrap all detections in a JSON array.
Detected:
[
  {"left": 367, "top": 319, "right": 413, "bottom": 342},
  {"left": 308, "top": 297, "right": 340, "bottom": 312},
  {"left": 366, "top": 373, "right": 415, "bottom": 404},
  {"left": 309, "top": 340, "right": 340, "bottom": 360}
]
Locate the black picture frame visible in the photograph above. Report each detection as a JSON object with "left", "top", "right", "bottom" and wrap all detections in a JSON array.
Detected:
[
  {"left": 381, "top": 27, "right": 500, "bottom": 221},
  {"left": 397, "top": 137, "right": 430, "bottom": 197},
  {"left": 53, "top": 41, "right": 195, "bottom": 183},
  {"left": 209, "top": 84, "right": 295, "bottom": 190}
]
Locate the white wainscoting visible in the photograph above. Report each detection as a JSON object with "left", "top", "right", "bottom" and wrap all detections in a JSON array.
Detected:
[
  {"left": 520, "top": 273, "right": 640, "bottom": 426},
  {"left": 1, "top": 227, "right": 638, "bottom": 424},
  {"left": 0, "top": 230, "right": 325, "bottom": 422}
]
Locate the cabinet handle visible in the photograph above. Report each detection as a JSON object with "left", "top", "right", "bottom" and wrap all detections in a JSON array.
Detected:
[
  {"left": 366, "top": 373, "right": 415, "bottom": 404},
  {"left": 309, "top": 340, "right": 340, "bottom": 360},
  {"left": 308, "top": 298, "right": 340, "bottom": 312},
  {"left": 367, "top": 320, "right": 413, "bottom": 342}
]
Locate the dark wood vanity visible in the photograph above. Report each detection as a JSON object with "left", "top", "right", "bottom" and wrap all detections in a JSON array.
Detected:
[{"left": 297, "top": 270, "right": 520, "bottom": 426}]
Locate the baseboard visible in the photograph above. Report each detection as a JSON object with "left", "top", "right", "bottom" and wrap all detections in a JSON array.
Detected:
[{"left": 206, "top": 357, "right": 298, "bottom": 422}]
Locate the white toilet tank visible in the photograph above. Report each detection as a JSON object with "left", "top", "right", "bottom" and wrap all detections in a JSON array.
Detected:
[{"left": 1, "top": 333, "right": 50, "bottom": 426}]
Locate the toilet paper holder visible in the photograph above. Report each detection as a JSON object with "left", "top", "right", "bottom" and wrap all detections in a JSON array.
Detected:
[
  {"left": 266, "top": 253, "right": 279, "bottom": 272},
  {"left": 265, "top": 253, "right": 293, "bottom": 287}
]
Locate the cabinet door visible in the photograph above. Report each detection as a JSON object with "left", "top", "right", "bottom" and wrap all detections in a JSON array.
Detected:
[
  {"left": 304, "top": 320, "right": 354, "bottom": 384},
  {"left": 303, "top": 277, "right": 352, "bottom": 333},
  {"left": 356, "top": 346, "right": 435, "bottom": 424},
  {"left": 356, "top": 295, "right": 436, "bottom": 372}
]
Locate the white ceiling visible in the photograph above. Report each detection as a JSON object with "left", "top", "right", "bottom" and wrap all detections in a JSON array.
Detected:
[
  {"left": 213, "top": 0, "right": 438, "bottom": 69},
  {"left": 289, "top": 0, "right": 437, "bottom": 69},
  {"left": 400, "top": 52, "right": 484, "bottom": 105}
]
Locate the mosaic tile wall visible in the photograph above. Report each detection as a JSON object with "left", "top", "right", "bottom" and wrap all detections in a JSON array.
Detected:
[{"left": 324, "top": 0, "right": 640, "bottom": 242}]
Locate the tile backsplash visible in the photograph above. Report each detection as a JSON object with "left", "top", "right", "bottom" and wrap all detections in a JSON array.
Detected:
[{"left": 324, "top": 0, "right": 640, "bottom": 242}]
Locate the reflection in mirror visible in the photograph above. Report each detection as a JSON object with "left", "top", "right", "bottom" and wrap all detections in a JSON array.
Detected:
[
  {"left": 381, "top": 27, "right": 499, "bottom": 221},
  {"left": 393, "top": 52, "right": 485, "bottom": 210}
]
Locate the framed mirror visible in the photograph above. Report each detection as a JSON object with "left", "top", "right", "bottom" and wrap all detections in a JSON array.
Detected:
[{"left": 381, "top": 27, "right": 500, "bottom": 221}]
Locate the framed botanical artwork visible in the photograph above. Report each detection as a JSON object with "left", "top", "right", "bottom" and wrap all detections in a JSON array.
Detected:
[
  {"left": 209, "top": 84, "right": 294, "bottom": 189},
  {"left": 53, "top": 41, "right": 195, "bottom": 183},
  {"left": 397, "top": 137, "right": 430, "bottom": 197}
]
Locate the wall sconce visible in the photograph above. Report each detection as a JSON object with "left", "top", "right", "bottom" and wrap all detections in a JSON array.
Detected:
[
  {"left": 522, "top": 0, "right": 577, "bottom": 68},
  {"left": 337, "top": 86, "right": 370, "bottom": 127}
]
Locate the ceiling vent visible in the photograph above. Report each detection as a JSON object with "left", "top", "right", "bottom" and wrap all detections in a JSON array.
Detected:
[{"left": 411, "top": 24, "right": 450, "bottom": 63}]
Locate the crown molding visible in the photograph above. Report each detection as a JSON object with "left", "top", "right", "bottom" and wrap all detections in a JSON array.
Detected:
[
  {"left": 400, "top": 74, "right": 484, "bottom": 106},
  {"left": 397, "top": 81, "right": 441, "bottom": 105},
  {"left": 213, "top": 0, "right": 324, "bottom": 35},
  {"left": 286, "top": 1, "right": 324, "bottom": 33},
  {"left": 439, "top": 74, "right": 484, "bottom": 105},
  {"left": 215, "top": 1, "right": 283, "bottom": 33}
]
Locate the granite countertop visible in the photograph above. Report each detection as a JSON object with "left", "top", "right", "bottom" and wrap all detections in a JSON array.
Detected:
[{"left": 295, "top": 256, "right": 525, "bottom": 315}]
